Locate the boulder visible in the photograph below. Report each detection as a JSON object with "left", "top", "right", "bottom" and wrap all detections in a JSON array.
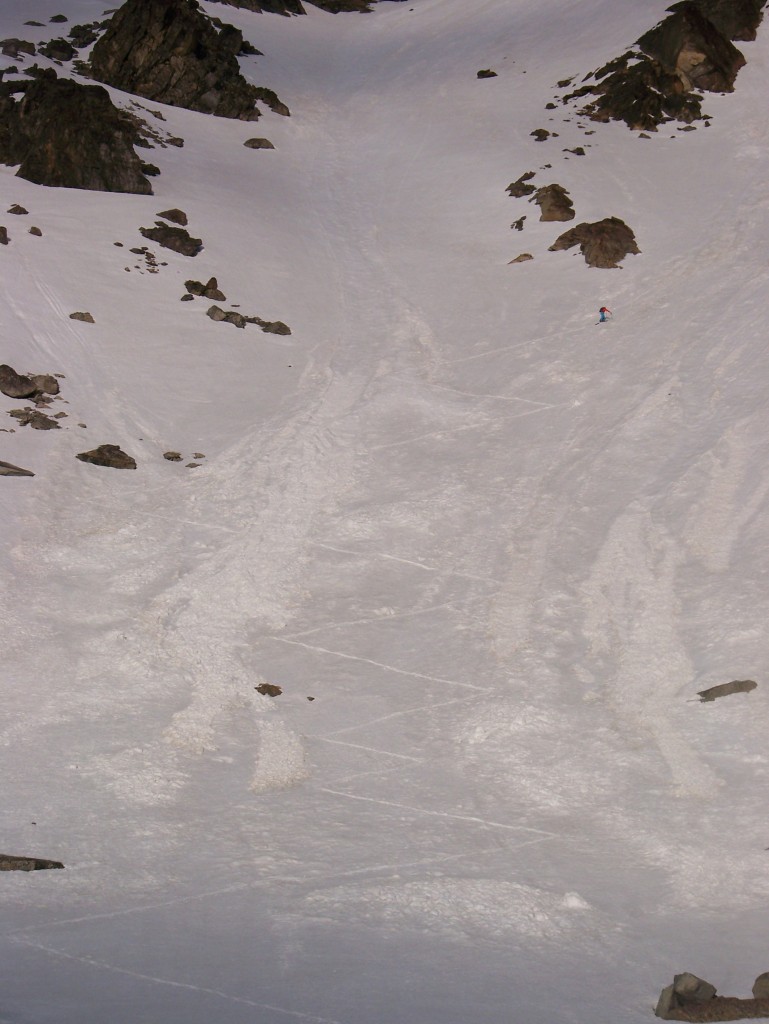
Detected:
[
  {"left": 549, "top": 217, "right": 640, "bottom": 268},
  {"left": 185, "top": 277, "right": 226, "bottom": 300},
  {"left": 753, "top": 975, "right": 769, "bottom": 1000},
  {"left": 697, "top": 679, "right": 757, "bottom": 702},
  {"left": 532, "top": 183, "right": 574, "bottom": 221},
  {"left": 255, "top": 682, "right": 283, "bottom": 696},
  {"left": 76, "top": 444, "right": 137, "bottom": 469},
  {"left": 244, "top": 137, "right": 275, "bottom": 149},
  {"left": 90, "top": 0, "right": 284, "bottom": 121},
  {"left": 257, "top": 319, "right": 292, "bottom": 335},
  {"left": 0, "top": 460, "right": 35, "bottom": 477},
  {"left": 39, "top": 37, "right": 77, "bottom": 62},
  {"left": 0, "top": 73, "right": 153, "bottom": 194},
  {"left": 506, "top": 171, "right": 536, "bottom": 198},
  {"left": 9, "top": 408, "right": 60, "bottom": 429},
  {"left": 638, "top": 4, "right": 746, "bottom": 92},
  {"left": 671, "top": 0, "right": 766, "bottom": 42},
  {"left": 157, "top": 207, "right": 188, "bottom": 226},
  {"left": 509, "top": 253, "right": 533, "bottom": 263},
  {"left": 0, "top": 854, "right": 64, "bottom": 870},
  {"left": 0, "top": 227, "right": 8, "bottom": 245},
  {"left": 139, "top": 222, "right": 203, "bottom": 256},
  {"left": 163, "top": 451, "right": 182, "bottom": 461},
  {"left": 68, "top": 22, "right": 101, "bottom": 48},
  {"left": 30, "top": 374, "right": 60, "bottom": 395},
  {"left": 1, "top": 39, "right": 36, "bottom": 58},
  {"left": 0, "top": 364, "right": 37, "bottom": 399},
  {"left": 477, "top": 69, "right": 497, "bottom": 78},
  {"left": 8, "top": 203, "right": 28, "bottom": 214},
  {"left": 207, "top": 305, "right": 247, "bottom": 327},
  {"left": 70, "top": 311, "right": 95, "bottom": 322}
]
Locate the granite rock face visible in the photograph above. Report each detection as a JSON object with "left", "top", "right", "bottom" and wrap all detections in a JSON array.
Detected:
[
  {"left": 0, "top": 72, "right": 152, "bottom": 193},
  {"left": 90, "top": 0, "right": 283, "bottom": 121}
]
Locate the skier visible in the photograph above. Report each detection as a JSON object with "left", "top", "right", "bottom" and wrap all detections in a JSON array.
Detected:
[{"left": 598, "top": 306, "right": 612, "bottom": 323}]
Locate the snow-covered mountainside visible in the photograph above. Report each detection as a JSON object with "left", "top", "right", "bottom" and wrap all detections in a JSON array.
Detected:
[{"left": 2, "top": 1, "right": 769, "bottom": 1021}]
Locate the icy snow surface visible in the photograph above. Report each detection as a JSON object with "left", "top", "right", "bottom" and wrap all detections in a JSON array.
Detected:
[{"left": 1, "top": 0, "right": 769, "bottom": 1020}]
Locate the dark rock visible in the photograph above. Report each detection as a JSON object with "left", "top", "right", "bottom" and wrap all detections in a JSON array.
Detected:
[
  {"left": 0, "top": 364, "right": 37, "bottom": 399},
  {"left": 506, "top": 171, "right": 536, "bottom": 198},
  {"left": 70, "top": 311, "right": 95, "bottom": 322},
  {"left": 477, "top": 69, "right": 497, "bottom": 79},
  {"left": 244, "top": 137, "right": 275, "bottom": 149},
  {"left": 258, "top": 320, "right": 291, "bottom": 335},
  {"left": 671, "top": 0, "right": 766, "bottom": 42},
  {"left": 163, "top": 450, "right": 182, "bottom": 461},
  {"left": 90, "top": 0, "right": 285, "bottom": 121},
  {"left": 24, "top": 22, "right": 45, "bottom": 28},
  {"left": 573, "top": 1, "right": 755, "bottom": 131},
  {"left": 655, "top": 972, "right": 769, "bottom": 1021},
  {"left": 181, "top": 293, "right": 194, "bottom": 301},
  {"left": 210, "top": 0, "right": 305, "bottom": 12},
  {"left": 0, "top": 854, "right": 64, "bottom": 870},
  {"left": 9, "top": 408, "right": 61, "bottom": 429},
  {"left": 531, "top": 128, "right": 551, "bottom": 141},
  {"left": 0, "top": 227, "right": 8, "bottom": 245},
  {"left": 1, "top": 39, "right": 36, "bottom": 58},
  {"left": 532, "top": 183, "right": 574, "bottom": 221},
  {"left": 0, "top": 460, "right": 35, "bottom": 477},
  {"left": 50, "top": 14, "right": 69, "bottom": 23},
  {"left": 252, "top": 87, "right": 290, "bottom": 116},
  {"left": 207, "top": 305, "right": 246, "bottom": 327},
  {"left": 140, "top": 162, "right": 160, "bottom": 176},
  {"left": 140, "top": 223, "right": 202, "bottom": 256},
  {"left": 564, "top": 146, "right": 586, "bottom": 155},
  {"left": 549, "top": 217, "right": 640, "bottom": 268},
  {"left": 511, "top": 216, "right": 526, "bottom": 231},
  {"left": 753, "top": 975, "right": 769, "bottom": 1000},
  {"left": 76, "top": 444, "right": 137, "bottom": 469},
  {"left": 638, "top": 4, "right": 746, "bottom": 92},
  {"left": 255, "top": 682, "right": 283, "bottom": 696},
  {"left": 185, "top": 277, "right": 226, "bottom": 300},
  {"left": 8, "top": 203, "right": 28, "bottom": 214},
  {"left": 39, "top": 38, "right": 77, "bottom": 62},
  {"left": 509, "top": 253, "right": 533, "bottom": 264},
  {"left": 68, "top": 22, "right": 101, "bottom": 48},
  {"left": 697, "top": 679, "right": 757, "bottom": 702},
  {"left": 30, "top": 374, "right": 60, "bottom": 395},
  {"left": 157, "top": 207, "right": 188, "bottom": 226},
  {"left": 0, "top": 74, "right": 153, "bottom": 194}
]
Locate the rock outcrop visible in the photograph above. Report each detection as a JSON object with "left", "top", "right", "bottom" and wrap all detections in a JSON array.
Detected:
[
  {"left": 140, "top": 222, "right": 203, "bottom": 256},
  {"left": 697, "top": 678, "right": 757, "bottom": 701},
  {"left": 655, "top": 971, "right": 769, "bottom": 1021},
  {"left": 210, "top": 0, "right": 389, "bottom": 11},
  {"left": 0, "top": 72, "right": 153, "bottom": 194},
  {"left": 549, "top": 217, "right": 640, "bottom": 268},
  {"left": 90, "top": 0, "right": 285, "bottom": 121},
  {"left": 0, "top": 854, "right": 64, "bottom": 871},
  {"left": 76, "top": 444, "right": 137, "bottom": 469},
  {"left": 0, "top": 460, "right": 35, "bottom": 477},
  {"left": 532, "top": 184, "right": 574, "bottom": 222},
  {"left": 569, "top": 0, "right": 765, "bottom": 130}
]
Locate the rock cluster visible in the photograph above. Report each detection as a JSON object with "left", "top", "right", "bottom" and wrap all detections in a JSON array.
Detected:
[
  {"left": 90, "top": 0, "right": 285, "bottom": 121},
  {"left": 656, "top": 971, "right": 769, "bottom": 1021},
  {"left": 139, "top": 222, "right": 203, "bottom": 256},
  {"left": 0, "top": 71, "right": 153, "bottom": 193},
  {"left": 569, "top": 0, "right": 766, "bottom": 130}
]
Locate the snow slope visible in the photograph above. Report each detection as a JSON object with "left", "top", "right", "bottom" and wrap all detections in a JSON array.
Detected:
[{"left": 2, "top": 0, "right": 769, "bottom": 1021}]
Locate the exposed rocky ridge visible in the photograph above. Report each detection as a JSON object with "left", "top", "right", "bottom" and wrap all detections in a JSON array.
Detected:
[
  {"left": 564, "top": 0, "right": 767, "bottom": 130},
  {"left": 90, "top": 0, "right": 286, "bottom": 121},
  {"left": 0, "top": 71, "right": 153, "bottom": 193}
]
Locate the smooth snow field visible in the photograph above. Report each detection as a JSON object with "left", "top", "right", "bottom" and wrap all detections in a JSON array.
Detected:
[{"left": 2, "top": 0, "right": 769, "bottom": 1021}]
